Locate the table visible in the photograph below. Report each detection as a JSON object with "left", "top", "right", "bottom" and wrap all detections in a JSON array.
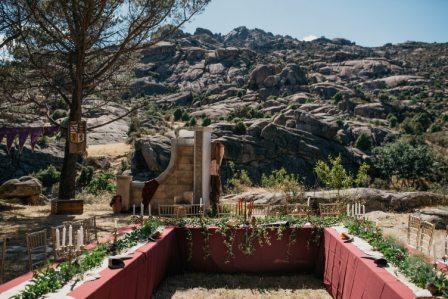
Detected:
[{"left": 323, "top": 228, "right": 416, "bottom": 299}]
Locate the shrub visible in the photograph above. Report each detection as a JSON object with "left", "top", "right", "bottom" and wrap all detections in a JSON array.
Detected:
[
  {"left": 202, "top": 117, "right": 211, "bottom": 127},
  {"left": 173, "top": 108, "right": 183, "bottom": 121},
  {"left": 37, "top": 135, "right": 49, "bottom": 148},
  {"left": 261, "top": 168, "right": 304, "bottom": 202},
  {"left": 188, "top": 117, "right": 197, "bottom": 127},
  {"left": 314, "top": 155, "right": 352, "bottom": 193},
  {"left": 373, "top": 139, "right": 435, "bottom": 188},
  {"left": 387, "top": 114, "right": 398, "bottom": 128},
  {"left": 86, "top": 172, "right": 116, "bottom": 195},
  {"left": 35, "top": 165, "right": 60, "bottom": 187},
  {"left": 355, "top": 133, "right": 373, "bottom": 152},
  {"left": 227, "top": 161, "right": 252, "bottom": 194},
  {"left": 354, "top": 163, "right": 370, "bottom": 187},
  {"left": 233, "top": 121, "right": 247, "bottom": 135},
  {"left": 77, "top": 166, "right": 94, "bottom": 188},
  {"left": 181, "top": 111, "right": 190, "bottom": 121},
  {"left": 50, "top": 109, "right": 67, "bottom": 120},
  {"left": 332, "top": 92, "right": 343, "bottom": 104},
  {"left": 429, "top": 123, "right": 442, "bottom": 133},
  {"left": 227, "top": 105, "right": 265, "bottom": 121}
]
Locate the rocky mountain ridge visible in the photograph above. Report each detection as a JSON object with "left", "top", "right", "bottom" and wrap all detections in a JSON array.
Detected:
[{"left": 1, "top": 26, "right": 447, "bottom": 186}]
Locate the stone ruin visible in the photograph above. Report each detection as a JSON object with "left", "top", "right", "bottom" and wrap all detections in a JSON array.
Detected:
[{"left": 116, "top": 128, "right": 219, "bottom": 213}]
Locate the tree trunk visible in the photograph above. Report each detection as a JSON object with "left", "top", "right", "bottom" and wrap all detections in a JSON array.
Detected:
[{"left": 59, "top": 49, "right": 84, "bottom": 199}]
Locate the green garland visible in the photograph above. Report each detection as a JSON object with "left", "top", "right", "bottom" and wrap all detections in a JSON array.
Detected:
[
  {"left": 13, "top": 218, "right": 163, "bottom": 299},
  {"left": 345, "top": 219, "right": 448, "bottom": 297}
]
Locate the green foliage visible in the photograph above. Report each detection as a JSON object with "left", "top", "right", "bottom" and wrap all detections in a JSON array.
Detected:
[
  {"left": 401, "top": 112, "right": 433, "bottom": 134},
  {"left": 188, "top": 117, "right": 197, "bottom": 127},
  {"left": 429, "top": 123, "right": 442, "bottom": 133},
  {"left": 50, "top": 109, "right": 67, "bottom": 120},
  {"left": 86, "top": 171, "right": 116, "bottom": 195},
  {"left": 202, "top": 117, "right": 211, "bottom": 127},
  {"left": 261, "top": 168, "right": 304, "bottom": 202},
  {"left": 314, "top": 155, "right": 353, "bottom": 191},
  {"left": 233, "top": 121, "right": 246, "bottom": 135},
  {"left": 36, "top": 135, "right": 49, "bottom": 148},
  {"left": 354, "top": 163, "right": 370, "bottom": 187},
  {"left": 227, "top": 105, "right": 265, "bottom": 121},
  {"left": 14, "top": 219, "right": 163, "bottom": 299},
  {"left": 346, "top": 219, "right": 448, "bottom": 296},
  {"left": 355, "top": 132, "right": 373, "bottom": 152},
  {"left": 77, "top": 166, "right": 94, "bottom": 188},
  {"left": 373, "top": 139, "right": 435, "bottom": 186},
  {"left": 119, "top": 159, "right": 129, "bottom": 175},
  {"left": 35, "top": 165, "right": 60, "bottom": 187},
  {"left": 332, "top": 92, "right": 343, "bottom": 104},
  {"left": 181, "top": 111, "right": 190, "bottom": 121},
  {"left": 387, "top": 113, "right": 398, "bottom": 128},
  {"left": 173, "top": 108, "right": 183, "bottom": 121},
  {"left": 227, "top": 161, "right": 252, "bottom": 193}
]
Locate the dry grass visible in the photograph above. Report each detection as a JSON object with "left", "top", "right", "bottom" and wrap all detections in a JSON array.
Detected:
[{"left": 153, "top": 273, "right": 331, "bottom": 299}]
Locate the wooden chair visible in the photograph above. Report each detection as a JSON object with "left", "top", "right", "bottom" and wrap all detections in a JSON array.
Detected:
[
  {"left": 80, "top": 216, "right": 98, "bottom": 244},
  {"left": 287, "top": 204, "right": 310, "bottom": 217},
  {"left": 418, "top": 221, "right": 435, "bottom": 255},
  {"left": 217, "top": 203, "right": 236, "bottom": 217},
  {"left": 26, "top": 230, "right": 48, "bottom": 271},
  {"left": 0, "top": 237, "right": 6, "bottom": 284},
  {"left": 347, "top": 202, "right": 366, "bottom": 219},
  {"left": 319, "top": 203, "right": 343, "bottom": 217},
  {"left": 407, "top": 215, "right": 421, "bottom": 249}
]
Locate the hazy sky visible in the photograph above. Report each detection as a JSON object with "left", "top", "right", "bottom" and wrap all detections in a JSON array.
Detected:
[{"left": 182, "top": 0, "right": 448, "bottom": 47}]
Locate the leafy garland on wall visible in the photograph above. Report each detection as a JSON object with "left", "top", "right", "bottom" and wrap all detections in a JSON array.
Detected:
[
  {"left": 168, "top": 215, "right": 343, "bottom": 263},
  {"left": 345, "top": 219, "right": 448, "bottom": 297},
  {"left": 13, "top": 218, "right": 164, "bottom": 299}
]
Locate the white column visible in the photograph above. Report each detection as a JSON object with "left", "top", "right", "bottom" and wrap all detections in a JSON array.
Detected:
[{"left": 202, "top": 128, "right": 212, "bottom": 211}]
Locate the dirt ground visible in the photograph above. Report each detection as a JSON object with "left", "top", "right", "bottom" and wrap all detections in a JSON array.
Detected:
[
  {"left": 0, "top": 192, "right": 131, "bottom": 282},
  {"left": 153, "top": 273, "right": 331, "bottom": 299}
]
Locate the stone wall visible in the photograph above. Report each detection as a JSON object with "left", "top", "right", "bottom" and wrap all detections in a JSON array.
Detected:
[{"left": 129, "top": 137, "right": 195, "bottom": 212}]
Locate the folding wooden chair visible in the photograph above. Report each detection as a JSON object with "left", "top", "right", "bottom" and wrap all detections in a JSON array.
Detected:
[
  {"left": 81, "top": 216, "right": 98, "bottom": 244},
  {"left": 26, "top": 230, "right": 48, "bottom": 271},
  {"left": 319, "top": 203, "right": 343, "bottom": 217},
  {"left": 0, "top": 237, "right": 6, "bottom": 284},
  {"left": 288, "top": 204, "right": 310, "bottom": 217},
  {"left": 407, "top": 215, "right": 421, "bottom": 249},
  {"left": 418, "top": 221, "right": 435, "bottom": 255}
]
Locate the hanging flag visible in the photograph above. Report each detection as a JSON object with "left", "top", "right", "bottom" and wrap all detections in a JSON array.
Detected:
[{"left": 0, "top": 126, "right": 59, "bottom": 153}]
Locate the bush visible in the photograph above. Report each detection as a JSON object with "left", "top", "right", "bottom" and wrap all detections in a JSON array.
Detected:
[
  {"left": 233, "top": 121, "right": 246, "bottom": 135},
  {"left": 429, "top": 123, "right": 442, "bottom": 133},
  {"left": 373, "top": 139, "right": 435, "bottom": 188},
  {"left": 50, "top": 109, "right": 67, "bottom": 120},
  {"left": 401, "top": 113, "right": 433, "bottom": 134},
  {"left": 261, "top": 168, "right": 304, "bottom": 202},
  {"left": 202, "top": 117, "right": 211, "bottom": 127},
  {"left": 77, "top": 166, "right": 94, "bottom": 188},
  {"left": 332, "top": 92, "right": 343, "bottom": 104},
  {"left": 227, "top": 161, "right": 252, "bottom": 194},
  {"left": 86, "top": 172, "right": 116, "bottom": 195},
  {"left": 227, "top": 105, "right": 265, "bottom": 121},
  {"left": 35, "top": 165, "right": 60, "bottom": 187},
  {"left": 314, "top": 155, "right": 353, "bottom": 192},
  {"left": 188, "top": 117, "right": 197, "bottom": 127},
  {"left": 173, "top": 108, "right": 183, "bottom": 121},
  {"left": 355, "top": 133, "right": 373, "bottom": 152},
  {"left": 36, "top": 135, "right": 49, "bottom": 148},
  {"left": 181, "top": 111, "right": 190, "bottom": 121},
  {"left": 387, "top": 114, "right": 398, "bottom": 128}
]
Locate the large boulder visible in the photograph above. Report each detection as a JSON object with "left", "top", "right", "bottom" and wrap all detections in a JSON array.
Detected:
[
  {"left": 0, "top": 176, "right": 43, "bottom": 204},
  {"left": 354, "top": 102, "right": 390, "bottom": 119}
]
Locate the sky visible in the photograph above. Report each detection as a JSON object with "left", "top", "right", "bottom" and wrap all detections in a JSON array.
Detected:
[{"left": 182, "top": 0, "right": 448, "bottom": 47}]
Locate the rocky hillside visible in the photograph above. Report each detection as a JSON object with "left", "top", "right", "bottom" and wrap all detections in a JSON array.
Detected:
[
  {"left": 1, "top": 26, "right": 447, "bottom": 186},
  {"left": 130, "top": 26, "right": 448, "bottom": 185}
]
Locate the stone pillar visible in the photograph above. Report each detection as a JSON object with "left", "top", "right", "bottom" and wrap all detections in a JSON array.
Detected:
[
  {"left": 116, "top": 175, "right": 132, "bottom": 211},
  {"left": 202, "top": 128, "right": 212, "bottom": 210},
  {"left": 193, "top": 127, "right": 212, "bottom": 209}
]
